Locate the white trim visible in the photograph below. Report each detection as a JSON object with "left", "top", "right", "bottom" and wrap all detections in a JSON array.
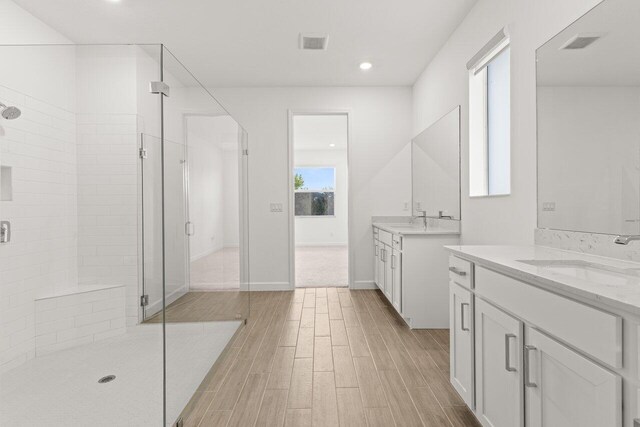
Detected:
[
  {"left": 146, "top": 285, "right": 187, "bottom": 316},
  {"left": 466, "top": 27, "right": 510, "bottom": 73},
  {"left": 294, "top": 242, "right": 348, "bottom": 247},
  {"left": 249, "top": 282, "right": 292, "bottom": 291},
  {"left": 288, "top": 109, "right": 354, "bottom": 290},
  {"left": 353, "top": 280, "right": 377, "bottom": 290}
]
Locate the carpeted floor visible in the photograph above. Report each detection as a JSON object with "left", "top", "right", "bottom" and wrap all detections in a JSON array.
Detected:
[{"left": 295, "top": 245, "right": 348, "bottom": 287}]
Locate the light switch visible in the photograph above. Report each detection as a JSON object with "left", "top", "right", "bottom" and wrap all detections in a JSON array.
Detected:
[
  {"left": 270, "top": 203, "right": 283, "bottom": 213},
  {"left": 542, "top": 202, "right": 556, "bottom": 212}
]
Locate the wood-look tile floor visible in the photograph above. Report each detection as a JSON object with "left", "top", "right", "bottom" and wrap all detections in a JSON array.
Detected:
[
  {"left": 178, "top": 288, "right": 480, "bottom": 427},
  {"left": 145, "top": 291, "right": 250, "bottom": 323}
]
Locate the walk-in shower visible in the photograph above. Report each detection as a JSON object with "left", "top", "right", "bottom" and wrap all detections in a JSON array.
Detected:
[
  {"left": 0, "top": 101, "right": 21, "bottom": 119},
  {"left": 0, "top": 44, "right": 250, "bottom": 426}
]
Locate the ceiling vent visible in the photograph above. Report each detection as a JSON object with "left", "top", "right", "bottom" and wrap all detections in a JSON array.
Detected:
[
  {"left": 560, "top": 33, "right": 604, "bottom": 50},
  {"left": 299, "top": 33, "right": 329, "bottom": 50}
]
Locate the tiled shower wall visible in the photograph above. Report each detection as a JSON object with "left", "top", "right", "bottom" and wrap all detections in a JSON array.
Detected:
[
  {"left": 76, "top": 114, "right": 140, "bottom": 326},
  {"left": 0, "top": 84, "right": 78, "bottom": 373}
]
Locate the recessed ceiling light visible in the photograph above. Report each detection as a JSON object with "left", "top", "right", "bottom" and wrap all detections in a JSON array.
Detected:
[
  {"left": 329, "top": 143, "right": 336, "bottom": 147},
  {"left": 106, "top": 0, "right": 121, "bottom": 3},
  {"left": 359, "top": 62, "right": 372, "bottom": 71}
]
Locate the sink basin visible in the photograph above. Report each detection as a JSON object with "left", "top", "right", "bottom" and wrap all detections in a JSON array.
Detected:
[{"left": 517, "top": 259, "right": 640, "bottom": 285}]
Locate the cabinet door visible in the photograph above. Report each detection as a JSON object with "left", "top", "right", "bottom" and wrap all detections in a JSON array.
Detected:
[
  {"left": 373, "top": 242, "right": 380, "bottom": 287},
  {"left": 450, "top": 282, "right": 474, "bottom": 408},
  {"left": 378, "top": 246, "right": 387, "bottom": 294},
  {"left": 525, "top": 327, "right": 622, "bottom": 427},
  {"left": 391, "top": 249, "right": 402, "bottom": 312},
  {"left": 475, "top": 299, "right": 523, "bottom": 427},
  {"left": 384, "top": 245, "right": 393, "bottom": 301}
]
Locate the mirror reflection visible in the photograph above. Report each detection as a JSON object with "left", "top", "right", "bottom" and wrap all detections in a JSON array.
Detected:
[
  {"left": 537, "top": 0, "right": 640, "bottom": 235},
  {"left": 412, "top": 106, "right": 461, "bottom": 219}
]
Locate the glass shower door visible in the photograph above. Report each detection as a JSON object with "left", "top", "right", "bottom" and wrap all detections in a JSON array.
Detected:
[
  {"left": 160, "top": 46, "right": 251, "bottom": 426},
  {"left": 140, "top": 133, "right": 189, "bottom": 321}
]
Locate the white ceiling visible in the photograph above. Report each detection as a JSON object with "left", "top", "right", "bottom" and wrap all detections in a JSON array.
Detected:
[
  {"left": 537, "top": 0, "right": 640, "bottom": 86},
  {"left": 293, "top": 115, "right": 347, "bottom": 151},
  {"left": 13, "top": 0, "right": 477, "bottom": 87}
]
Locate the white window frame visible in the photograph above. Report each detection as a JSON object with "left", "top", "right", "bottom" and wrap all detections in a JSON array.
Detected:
[
  {"left": 293, "top": 166, "right": 337, "bottom": 217},
  {"left": 468, "top": 29, "right": 511, "bottom": 197}
]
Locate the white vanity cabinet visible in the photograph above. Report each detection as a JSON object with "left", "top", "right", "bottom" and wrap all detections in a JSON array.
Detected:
[
  {"left": 373, "top": 224, "right": 459, "bottom": 328},
  {"left": 525, "top": 327, "right": 621, "bottom": 427},
  {"left": 449, "top": 282, "right": 474, "bottom": 408},
  {"left": 447, "top": 252, "right": 627, "bottom": 427},
  {"left": 391, "top": 243, "right": 402, "bottom": 311},
  {"left": 475, "top": 298, "right": 523, "bottom": 427}
]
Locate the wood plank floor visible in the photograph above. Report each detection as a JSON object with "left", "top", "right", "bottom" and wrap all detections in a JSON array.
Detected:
[{"left": 178, "top": 288, "right": 480, "bottom": 427}]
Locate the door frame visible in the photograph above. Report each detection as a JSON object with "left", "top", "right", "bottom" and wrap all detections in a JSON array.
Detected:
[{"left": 287, "top": 110, "right": 354, "bottom": 289}]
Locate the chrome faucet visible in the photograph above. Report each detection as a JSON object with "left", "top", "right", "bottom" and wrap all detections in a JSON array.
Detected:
[
  {"left": 614, "top": 235, "right": 640, "bottom": 245},
  {"left": 414, "top": 210, "right": 428, "bottom": 230}
]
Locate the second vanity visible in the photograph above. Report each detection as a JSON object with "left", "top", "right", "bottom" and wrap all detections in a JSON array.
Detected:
[
  {"left": 373, "top": 220, "right": 459, "bottom": 328},
  {"left": 446, "top": 244, "right": 640, "bottom": 427}
]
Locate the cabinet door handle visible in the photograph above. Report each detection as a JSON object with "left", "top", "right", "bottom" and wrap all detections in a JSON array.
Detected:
[
  {"left": 375, "top": 245, "right": 379, "bottom": 256},
  {"left": 524, "top": 345, "right": 537, "bottom": 387},
  {"left": 381, "top": 248, "right": 386, "bottom": 262},
  {"left": 449, "top": 266, "right": 467, "bottom": 276},
  {"left": 391, "top": 254, "right": 396, "bottom": 269},
  {"left": 504, "top": 334, "right": 517, "bottom": 372},
  {"left": 460, "top": 302, "right": 470, "bottom": 331}
]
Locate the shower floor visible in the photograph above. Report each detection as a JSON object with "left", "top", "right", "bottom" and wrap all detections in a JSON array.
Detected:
[{"left": 0, "top": 321, "right": 241, "bottom": 427}]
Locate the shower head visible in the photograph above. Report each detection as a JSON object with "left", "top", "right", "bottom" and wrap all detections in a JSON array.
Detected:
[{"left": 0, "top": 102, "right": 21, "bottom": 120}]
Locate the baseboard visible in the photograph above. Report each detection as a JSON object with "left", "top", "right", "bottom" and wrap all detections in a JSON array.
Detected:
[
  {"left": 294, "top": 243, "right": 348, "bottom": 248},
  {"left": 248, "top": 282, "right": 292, "bottom": 291},
  {"left": 352, "top": 280, "right": 376, "bottom": 290},
  {"left": 190, "top": 247, "right": 223, "bottom": 262},
  {"left": 146, "top": 285, "right": 188, "bottom": 314}
]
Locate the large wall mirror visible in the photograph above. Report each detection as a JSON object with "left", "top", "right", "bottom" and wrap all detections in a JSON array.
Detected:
[
  {"left": 537, "top": 0, "right": 640, "bottom": 235},
  {"left": 412, "top": 106, "right": 461, "bottom": 219}
]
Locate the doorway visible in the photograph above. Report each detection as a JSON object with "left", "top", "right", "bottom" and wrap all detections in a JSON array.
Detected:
[{"left": 289, "top": 113, "right": 350, "bottom": 288}]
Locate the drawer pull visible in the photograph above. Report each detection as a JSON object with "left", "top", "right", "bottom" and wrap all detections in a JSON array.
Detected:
[
  {"left": 505, "top": 334, "right": 517, "bottom": 372},
  {"left": 460, "top": 303, "right": 470, "bottom": 331},
  {"left": 449, "top": 266, "right": 467, "bottom": 276},
  {"left": 524, "top": 345, "right": 537, "bottom": 387}
]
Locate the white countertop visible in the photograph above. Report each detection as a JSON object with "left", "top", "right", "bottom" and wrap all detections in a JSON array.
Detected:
[
  {"left": 372, "top": 222, "right": 460, "bottom": 236},
  {"left": 445, "top": 245, "right": 640, "bottom": 315}
]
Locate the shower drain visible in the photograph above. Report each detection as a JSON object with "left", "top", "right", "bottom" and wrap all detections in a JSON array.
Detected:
[{"left": 98, "top": 375, "right": 116, "bottom": 384}]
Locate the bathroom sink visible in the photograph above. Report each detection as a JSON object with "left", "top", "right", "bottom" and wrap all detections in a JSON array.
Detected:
[{"left": 517, "top": 259, "right": 640, "bottom": 285}]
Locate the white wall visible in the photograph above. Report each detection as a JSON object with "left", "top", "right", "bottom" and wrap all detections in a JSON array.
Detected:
[
  {"left": 294, "top": 149, "right": 348, "bottom": 246},
  {"left": 0, "top": 0, "right": 77, "bottom": 373},
  {"left": 211, "top": 87, "right": 412, "bottom": 289},
  {"left": 412, "top": 0, "right": 602, "bottom": 245},
  {"left": 187, "top": 121, "right": 225, "bottom": 260}
]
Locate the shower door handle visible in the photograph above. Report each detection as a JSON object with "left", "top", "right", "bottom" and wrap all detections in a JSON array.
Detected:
[
  {"left": 0, "top": 221, "right": 10, "bottom": 243},
  {"left": 185, "top": 221, "right": 194, "bottom": 236}
]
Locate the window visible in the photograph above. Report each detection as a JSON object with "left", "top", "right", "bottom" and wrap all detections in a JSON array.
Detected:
[
  {"left": 294, "top": 167, "right": 335, "bottom": 216},
  {"left": 469, "top": 31, "right": 511, "bottom": 197}
]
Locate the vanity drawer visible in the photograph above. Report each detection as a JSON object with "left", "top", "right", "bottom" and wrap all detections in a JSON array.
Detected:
[
  {"left": 475, "top": 266, "right": 622, "bottom": 368},
  {"left": 378, "top": 230, "right": 392, "bottom": 247},
  {"left": 449, "top": 255, "right": 472, "bottom": 289}
]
